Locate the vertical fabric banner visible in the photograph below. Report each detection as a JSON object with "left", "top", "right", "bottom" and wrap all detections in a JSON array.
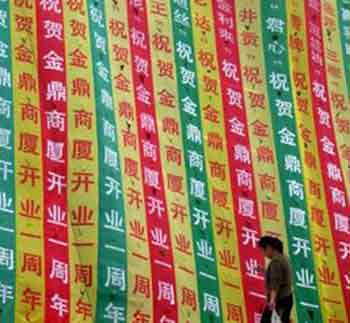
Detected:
[
  {"left": 169, "top": 1, "right": 223, "bottom": 323},
  {"left": 87, "top": 1, "right": 128, "bottom": 321},
  {"left": 305, "top": 0, "right": 350, "bottom": 315},
  {"left": 0, "top": 0, "right": 15, "bottom": 322},
  {"left": 36, "top": 1, "right": 70, "bottom": 322},
  {"left": 11, "top": 1, "right": 45, "bottom": 322},
  {"left": 146, "top": 2, "right": 201, "bottom": 323},
  {"left": 127, "top": 1, "right": 178, "bottom": 322},
  {"left": 261, "top": 1, "right": 323, "bottom": 321},
  {"left": 288, "top": 0, "right": 348, "bottom": 320},
  {"left": 62, "top": 1, "right": 99, "bottom": 322}
]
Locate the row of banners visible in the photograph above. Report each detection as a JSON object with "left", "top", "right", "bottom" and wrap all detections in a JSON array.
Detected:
[{"left": 0, "top": 0, "right": 350, "bottom": 322}]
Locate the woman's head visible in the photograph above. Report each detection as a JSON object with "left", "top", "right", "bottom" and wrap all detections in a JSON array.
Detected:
[{"left": 258, "top": 236, "right": 283, "bottom": 259}]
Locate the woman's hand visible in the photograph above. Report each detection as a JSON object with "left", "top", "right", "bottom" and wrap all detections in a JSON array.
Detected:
[{"left": 268, "top": 289, "right": 277, "bottom": 310}]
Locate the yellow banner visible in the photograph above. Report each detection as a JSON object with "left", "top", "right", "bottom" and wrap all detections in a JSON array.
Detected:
[
  {"left": 11, "top": 1, "right": 44, "bottom": 322},
  {"left": 62, "top": 1, "right": 99, "bottom": 322}
]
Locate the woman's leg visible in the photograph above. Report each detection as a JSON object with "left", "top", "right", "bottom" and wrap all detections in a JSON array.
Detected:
[{"left": 276, "top": 295, "right": 293, "bottom": 323}]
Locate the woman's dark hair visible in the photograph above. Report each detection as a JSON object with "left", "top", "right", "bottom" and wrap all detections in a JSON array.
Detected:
[{"left": 258, "top": 236, "right": 283, "bottom": 254}]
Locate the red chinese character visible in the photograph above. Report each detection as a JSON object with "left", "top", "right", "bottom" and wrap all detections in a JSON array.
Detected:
[
  {"left": 241, "top": 31, "right": 258, "bottom": 47},
  {"left": 243, "top": 66, "right": 262, "bottom": 85},
  {"left": 296, "top": 97, "right": 308, "bottom": 114},
  {"left": 127, "top": 188, "right": 142, "bottom": 209},
  {"left": 309, "top": 180, "right": 321, "bottom": 199},
  {"left": 175, "top": 233, "right": 191, "bottom": 255},
  {"left": 204, "top": 104, "right": 219, "bottom": 123},
  {"left": 133, "top": 275, "right": 150, "bottom": 298},
  {"left": 114, "top": 74, "right": 130, "bottom": 92},
  {"left": 109, "top": 19, "right": 127, "bottom": 38},
  {"left": 15, "top": 44, "right": 33, "bottom": 63},
  {"left": 72, "top": 139, "right": 93, "bottom": 160},
  {"left": 261, "top": 201, "right": 278, "bottom": 221},
  {"left": 18, "top": 72, "right": 36, "bottom": 92},
  {"left": 212, "top": 189, "right": 229, "bottom": 209},
  {"left": 336, "top": 117, "right": 350, "bottom": 134},
  {"left": 72, "top": 78, "right": 90, "bottom": 97},
  {"left": 21, "top": 288, "right": 41, "bottom": 312},
  {"left": 76, "top": 298, "right": 92, "bottom": 320},
  {"left": 227, "top": 303, "right": 243, "bottom": 322},
  {"left": 122, "top": 130, "right": 137, "bottom": 150},
  {"left": 166, "top": 145, "right": 182, "bottom": 166},
  {"left": 203, "top": 75, "right": 218, "bottom": 94},
  {"left": 18, "top": 133, "right": 38, "bottom": 155},
  {"left": 181, "top": 287, "right": 197, "bottom": 311},
  {"left": 256, "top": 146, "right": 274, "bottom": 164},
  {"left": 293, "top": 72, "right": 307, "bottom": 90},
  {"left": 195, "top": 13, "right": 210, "bottom": 32},
  {"left": 151, "top": 1, "right": 167, "bottom": 17},
  {"left": 19, "top": 199, "right": 40, "bottom": 219},
  {"left": 72, "top": 205, "right": 94, "bottom": 226},
  {"left": 113, "top": 45, "right": 128, "bottom": 64},
  {"left": 167, "top": 174, "right": 183, "bottom": 194},
  {"left": 207, "top": 132, "right": 223, "bottom": 151},
  {"left": 158, "top": 89, "right": 175, "bottom": 108},
  {"left": 301, "top": 126, "right": 312, "bottom": 144},
  {"left": 198, "top": 49, "right": 215, "bottom": 70},
  {"left": 119, "top": 102, "right": 134, "bottom": 120},
  {"left": 289, "top": 35, "right": 304, "bottom": 52},
  {"left": 71, "top": 171, "right": 94, "bottom": 192},
  {"left": 70, "top": 19, "right": 87, "bottom": 39},
  {"left": 22, "top": 253, "right": 41, "bottom": 276},
  {"left": 18, "top": 164, "right": 40, "bottom": 187},
  {"left": 219, "top": 249, "right": 236, "bottom": 269},
  {"left": 15, "top": 14, "right": 33, "bottom": 33},
  {"left": 14, "top": 0, "right": 33, "bottom": 9},
  {"left": 340, "top": 144, "right": 350, "bottom": 164},
  {"left": 290, "top": 14, "right": 302, "bottom": 31},
  {"left": 162, "top": 117, "right": 179, "bottom": 135},
  {"left": 67, "top": 0, "right": 84, "bottom": 14},
  {"left": 318, "top": 264, "right": 336, "bottom": 286},
  {"left": 132, "top": 310, "right": 151, "bottom": 323},
  {"left": 124, "top": 157, "right": 139, "bottom": 179},
  {"left": 311, "top": 207, "right": 325, "bottom": 227},
  {"left": 239, "top": 8, "right": 257, "bottom": 23},
  {"left": 314, "top": 235, "right": 330, "bottom": 255},
  {"left": 252, "top": 120, "right": 269, "bottom": 137},
  {"left": 70, "top": 48, "right": 88, "bottom": 69},
  {"left": 304, "top": 151, "right": 316, "bottom": 170},
  {"left": 157, "top": 60, "right": 174, "bottom": 79},
  {"left": 170, "top": 202, "right": 187, "bottom": 224},
  {"left": 326, "top": 48, "right": 339, "bottom": 65},
  {"left": 331, "top": 92, "right": 346, "bottom": 111},
  {"left": 216, "top": 216, "right": 232, "bottom": 238},
  {"left": 209, "top": 161, "right": 226, "bottom": 180},
  {"left": 248, "top": 92, "right": 265, "bottom": 109},
  {"left": 74, "top": 110, "right": 93, "bottom": 129},
  {"left": 21, "top": 102, "right": 38, "bottom": 124},
  {"left": 152, "top": 33, "right": 171, "bottom": 53},
  {"left": 258, "top": 173, "right": 276, "bottom": 192},
  {"left": 75, "top": 264, "right": 92, "bottom": 287},
  {"left": 130, "top": 219, "right": 146, "bottom": 241}
]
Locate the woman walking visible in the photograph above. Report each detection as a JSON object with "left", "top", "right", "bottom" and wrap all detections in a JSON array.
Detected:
[{"left": 258, "top": 236, "right": 294, "bottom": 323}]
